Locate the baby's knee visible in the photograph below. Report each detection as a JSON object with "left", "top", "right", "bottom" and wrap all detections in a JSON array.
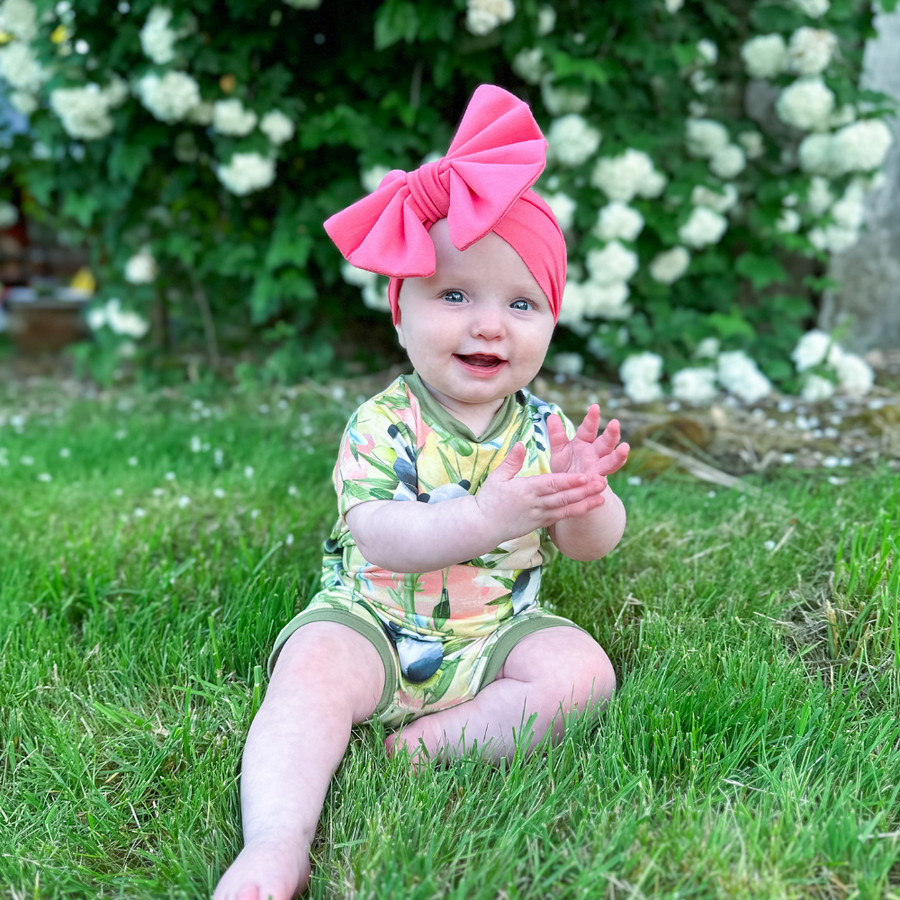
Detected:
[{"left": 547, "top": 634, "right": 616, "bottom": 711}]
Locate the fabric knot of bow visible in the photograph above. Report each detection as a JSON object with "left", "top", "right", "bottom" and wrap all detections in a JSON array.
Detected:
[{"left": 324, "top": 84, "right": 566, "bottom": 324}]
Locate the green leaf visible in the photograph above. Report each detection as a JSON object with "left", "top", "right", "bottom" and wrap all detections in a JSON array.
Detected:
[
  {"left": 108, "top": 143, "right": 153, "bottom": 185},
  {"left": 374, "top": 0, "right": 420, "bottom": 50},
  {"left": 708, "top": 311, "right": 755, "bottom": 340},
  {"left": 61, "top": 193, "right": 100, "bottom": 227},
  {"left": 549, "top": 51, "right": 608, "bottom": 86},
  {"left": 735, "top": 253, "right": 788, "bottom": 290}
]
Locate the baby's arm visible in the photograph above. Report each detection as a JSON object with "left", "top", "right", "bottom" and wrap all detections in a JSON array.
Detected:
[
  {"left": 345, "top": 442, "right": 607, "bottom": 573},
  {"left": 546, "top": 407, "right": 630, "bottom": 561}
]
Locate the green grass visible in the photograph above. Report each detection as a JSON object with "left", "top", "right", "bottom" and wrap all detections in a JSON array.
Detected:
[{"left": 1, "top": 383, "right": 899, "bottom": 899}]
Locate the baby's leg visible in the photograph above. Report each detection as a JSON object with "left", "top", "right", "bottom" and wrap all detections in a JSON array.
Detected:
[
  {"left": 387, "top": 627, "right": 614, "bottom": 764},
  {"left": 214, "top": 622, "right": 385, "bottom": 900}
]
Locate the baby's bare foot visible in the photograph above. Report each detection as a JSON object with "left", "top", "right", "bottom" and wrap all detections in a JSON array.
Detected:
[{"left": 213, "top": 836, "right": 311, "bottom": 900}]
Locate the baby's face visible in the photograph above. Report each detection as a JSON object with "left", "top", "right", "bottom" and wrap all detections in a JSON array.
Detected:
[{"left": 396, "top": 218, "right": 554, "bottom": 422}]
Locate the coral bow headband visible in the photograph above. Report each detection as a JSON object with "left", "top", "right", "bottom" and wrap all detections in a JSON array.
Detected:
[{"left": 324, "top": 84, "right": 566, "bottom": 324}]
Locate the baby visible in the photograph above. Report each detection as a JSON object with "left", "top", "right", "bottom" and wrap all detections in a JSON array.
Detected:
[{"left": 214, "top": 85, "right": 629, "bottom": 900}]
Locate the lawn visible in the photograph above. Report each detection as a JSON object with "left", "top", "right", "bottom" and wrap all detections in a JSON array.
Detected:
[{"left": 1, "top": 380, "right": 898, "bottom": 899}]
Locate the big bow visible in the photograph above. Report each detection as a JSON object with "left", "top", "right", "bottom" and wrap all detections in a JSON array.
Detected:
[{"left": 324, "top": 85, "right": 548, "bottom": 279}]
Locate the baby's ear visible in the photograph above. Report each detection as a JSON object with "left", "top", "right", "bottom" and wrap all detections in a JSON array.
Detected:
[{"left": 394, "top": 321, "right": 406, "bottom": 349}]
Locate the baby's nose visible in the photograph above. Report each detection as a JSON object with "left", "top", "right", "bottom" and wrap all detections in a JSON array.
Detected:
[{"left": 471, "top": 308, "right": 505, "bottom": 339}]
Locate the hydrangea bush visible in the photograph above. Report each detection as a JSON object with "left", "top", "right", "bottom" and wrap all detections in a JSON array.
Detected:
[{"left": 0, "top": 0, "right": 895, "bottom": 398}]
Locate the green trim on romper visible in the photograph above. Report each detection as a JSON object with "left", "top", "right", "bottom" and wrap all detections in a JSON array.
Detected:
[
  {"left": 405, "top": 371, "right": 521, "bottom": 444},
  {"left": 267, "top": 606, "right": 398, "bottom": 718},
  {"left": 478, "top": 614, "right": 588, "bottom": 688}
]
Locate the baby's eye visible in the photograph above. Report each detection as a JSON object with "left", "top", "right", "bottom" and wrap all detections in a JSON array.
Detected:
[
  {"left": 510, "top": 299, "right": 533, "bottom": 311},
  {"left": 443, "top": 290, "right": 465, "bottom": 303}
]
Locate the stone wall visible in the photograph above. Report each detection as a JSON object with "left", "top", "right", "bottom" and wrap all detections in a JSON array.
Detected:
[{"left": 819, "top": 9, "right": 900, "bottom": 352}]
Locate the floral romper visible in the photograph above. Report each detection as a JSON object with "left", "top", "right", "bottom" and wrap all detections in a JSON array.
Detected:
[{"left": 268, "top": 372, "right": 585, "bottom": 728}]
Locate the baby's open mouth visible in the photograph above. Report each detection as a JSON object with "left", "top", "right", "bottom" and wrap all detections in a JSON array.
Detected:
[{"left": 456, "top": 354, "right": 505, "bottom": 367}]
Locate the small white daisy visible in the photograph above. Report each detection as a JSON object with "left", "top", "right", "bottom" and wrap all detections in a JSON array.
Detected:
[
  {"left": 20, "top": 456, "right": 34, "bottom": 466},
  {"left": 134, "top": 507, "right": 147, "bottom": 518},
  {"left": 177, "top": 495, "right": 191, "bottom": 509},
  {"left": 38, "top": 473, "right": 52, "bottom": 482},
  {"left": 60, "top": 448, "right": 71, "bottom": 458},
  {"left": 250, "top": 509, "right": 260, "bottom": 519},
  {"left": 244, "top": 466, "right": 255, "bottom": 479},
  {"left": 213, "top": 488, "right": 226, "bottom": 499},
  {"left": 128, "top": 457, "right": 138, "bottom": 467},
  {"left": 285, "top": 533, "right": 294, "bottom": 546},
  {"left": 165, "top": 471, "right": 176, "bottom": 481}
]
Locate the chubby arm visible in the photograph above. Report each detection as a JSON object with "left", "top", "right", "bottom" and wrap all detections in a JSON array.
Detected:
[
  {"left": 344, "top": 442, "right": 608, "bottom": 573},
  {"left": 547, "top": 407, "right": 630, "bottom": 561}
]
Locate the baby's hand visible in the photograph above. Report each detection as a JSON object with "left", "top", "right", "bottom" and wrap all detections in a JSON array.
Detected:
[
  {"left": 548, "top": 405, "right": 630, "bottom": 480},
  {"left": 474, "top": 442, "right": 607, "bottom": 537}
]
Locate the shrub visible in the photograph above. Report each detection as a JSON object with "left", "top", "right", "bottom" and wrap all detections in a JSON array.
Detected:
[{"left": 0, "top": 0, "right": 895, "bottom": 397}]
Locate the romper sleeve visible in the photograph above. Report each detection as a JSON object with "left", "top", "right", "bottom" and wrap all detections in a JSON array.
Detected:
[{"left": 333, "top": 381, "right": 420, "bottom": 518}]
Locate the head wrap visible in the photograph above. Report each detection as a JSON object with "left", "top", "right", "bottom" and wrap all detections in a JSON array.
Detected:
[{"left": 324, "top": 84, "right": 566, "bottom": 324}]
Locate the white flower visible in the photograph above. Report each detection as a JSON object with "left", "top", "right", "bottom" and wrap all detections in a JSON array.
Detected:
[
  {"left": 581, "top": 280, "right": 632, "bottom": 319},
  {"left": 213, "top": 487, "right": 226, "bottom": 499},
  {"left": 801, "top": 374, "right": 835, "bottom": 401},
  {"left": 793, "top": 0, "right": 829, "bottom": 17},
  {"left": 717, "top": 351, "right": 771, "bottom": 404},
  {"left": 49, "top": 82, "right": 128, "bottom": 141},
  {"left": 217, "top": 152, "right": 276, "bottom": 195},
  {"left": 586, "top": 241, "right": 639, "bottom": 285},
  {"left": 697, "top": 39, "right": 718, "bottom": 65},
  {"left": 177, "top": 495, "right": 191, "bottom": 509},
  {"left": 809, "top": 223, "right": 859, "bottom": 253},
  {"left": 807, "top": 176, "right": 834, "bottom": 214},
  {"left": 738, "top": 130, "right": 765, "bottom": 160},
  {"left": 540, "top": 78, "right": 590, "bottom": 116},
  {"left": 0, "top": 42, "right": 47, "bottom": 93},
  {"left": 10, "top": 90, "right": 38, "bottom": 116},
  {"left": 558, "top": 281, "right": 586, "bottom": 329},
  {"left": 678, "top": 206, "right": 728, "bottom": 248},
  {"left": 788, "top": 28, "right": 837, "bottom": 76},
  {"left": 621, "top": 352, "right": 663, "bottom": 385},
  {"left": 591, "top": 149, "right": 665, "bottom": 203},
  {"left": 125, "top": 250, "right": 157, "bottom": 284},
  {"left": 537, "top": 5, "right": 556, "bottom": 34},
  {"left": 37, "top": 472, "right": 52, "bottom": 482},
  {"left": 244, "top": 465, "right": 255, "bottom": 479},
  {"left": 689, "top": 71, "right": 715, "bottom": 95},
  {"left": 283, "top": 0, "right": 323, "bottom": 7},
  {"left": 831, "top": 119, "right": 893, "bottom": 174},
  {"left": 137, "top": 71, "right": 201, "bottom": 123},
  {"left": 260, "top": 110, "right": 295, "bottom": 146},
  {"left": 0, "top": 201, "right": 18, "bottom": 230},
  {"left": 106, "top": 299, "right": 150, "bottom": 338},
  {"left": 741, "top": 35, "right": 788, "bottom": 80},
  {"left": 361, "top": 164, "right": 391, "bottom": 193},
  {"left": 139, "top": 7, "right": 193, "bottom": 64},
  {"left": 512, "top": 48, "right": 545, "bottom": 85},
  {"left": 685, "top": 119, "right": 730, "bottom": 158},
  {"left": 776, "top": 209, "right": 802, "bottom": 233},
  {"left": 550, "top": 353, "right": 583, "bottom": 376},
  {"left": 213, "top": 98, "right": 258, "bottom": 137},
  {"left": 775, "top": 77, "right": 835, "bottom": 132},
  {"left": 594, "top": 202, "right": 644, "bottom": 242},
  {"left": 832, "top": 352, "right": 874, "bottom": 395},
  {"left": 361, "top": 280, "right": 391, "bottom": 312},
  {"left": 691, "top": 183, "right": 738, "bottom": 214},
  {"left": 649, "top": 247, "right": 690, "bottom": 284},
  {"left": 672, "top": 368, "right": 717, "bottom": 405},
  {"left": 831, "top": 182, "right": 866, "bottom": 230},
  {"left": 540, "top": 191, "right": 577, "bottom": 230},
  {"left": 341, "top": 261, "right": 377, "bottom": 288},
  {"left": 792, "top": 329, "right": 831, "bottom": 370},
  {"left": 665, "top": 0, "right": 684, "bottom": 12},
  {"left": 190, "top": 435, "right": 202, "bottom": 453},
  {"left": 798, "top": 133, "right": 836, "bottom": 175},
  {"left": 547, "top": 114, "right": 602, "bottom": 167},
  {"left": 709, "top": 144, "right": 746, "bottom": 179},
  {"left": 826, "top": 344, "right": 872, "bottom": 393},
  {"left": 465, "top": 0, "right": 515, "bottom": 36},
  {"left": 694, "top": 337, "right": 720, "bottom": 359},
  {"left": 621, "top": 352, "right": 663, "bottom": 403},
  {"left": 0, "top": 0, "right": 38, "bottom": 41}
]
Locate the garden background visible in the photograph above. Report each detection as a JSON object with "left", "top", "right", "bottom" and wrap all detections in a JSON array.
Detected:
[{"left": 1, "top": 0, "right": 899, "bottom": 897}]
